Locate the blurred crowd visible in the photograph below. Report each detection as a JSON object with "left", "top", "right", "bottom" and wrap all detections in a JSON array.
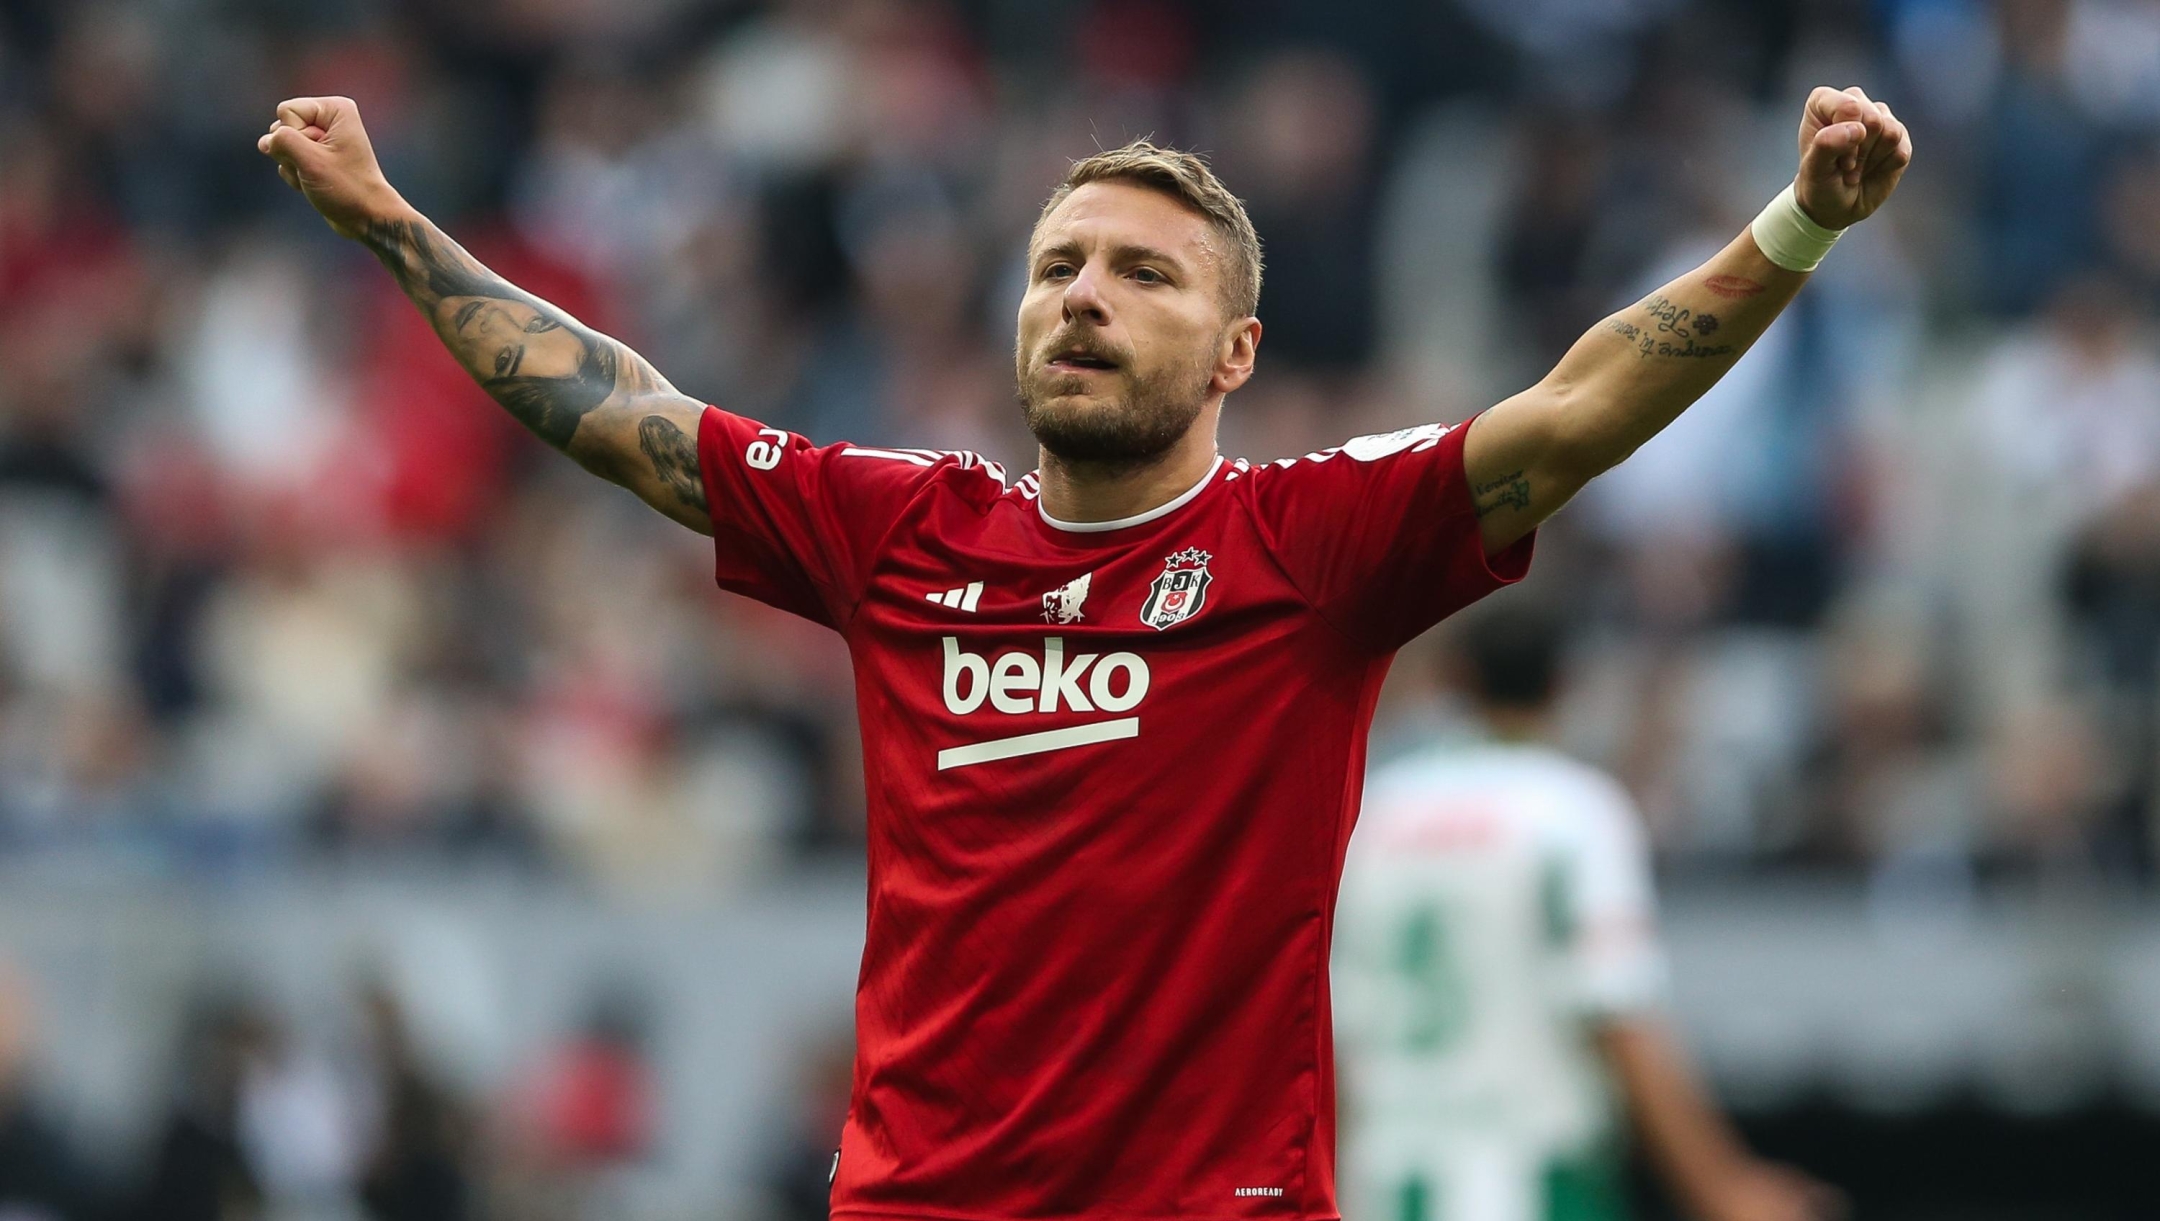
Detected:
[
  {"left": 0, "top": 955, "right": 669, "bottom": 1221},
  {"left": 2, "top": 0, "right": 2160, "bottom": 897}
]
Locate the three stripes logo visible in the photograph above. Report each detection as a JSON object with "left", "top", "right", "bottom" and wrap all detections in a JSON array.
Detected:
[{"left": 927, "top": 581, "right": 985, "bottom": 613}]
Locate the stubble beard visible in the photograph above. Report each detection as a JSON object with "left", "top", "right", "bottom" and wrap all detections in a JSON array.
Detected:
[{"left": 1016, "top": 342, "right": 1214, "bottom": 469}]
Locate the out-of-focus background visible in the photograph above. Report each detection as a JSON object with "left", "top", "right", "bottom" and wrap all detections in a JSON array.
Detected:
[{"left": 1, "top": 0, "right": 2158, "bottom": 1217}]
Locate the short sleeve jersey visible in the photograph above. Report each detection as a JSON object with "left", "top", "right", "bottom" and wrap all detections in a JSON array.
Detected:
[{"left": 697, "top": 408, "right": 1533, "bottom": 1221}]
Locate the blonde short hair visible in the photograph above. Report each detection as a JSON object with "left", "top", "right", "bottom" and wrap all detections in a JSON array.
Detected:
[{"left": 1036, "top": 140, "right": 1264, "bottom": 320}]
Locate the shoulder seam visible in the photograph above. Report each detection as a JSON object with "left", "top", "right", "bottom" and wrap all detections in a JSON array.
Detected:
[{"left": 836, "top": 456, "right": 994, "bottom": 634}]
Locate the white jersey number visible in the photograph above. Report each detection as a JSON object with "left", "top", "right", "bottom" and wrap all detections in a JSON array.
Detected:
[{"left": 1391, "top": 901, "right": 1472, "bottom": 1054}]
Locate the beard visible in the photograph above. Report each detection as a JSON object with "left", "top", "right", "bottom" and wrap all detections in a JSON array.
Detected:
[{"left": 1016, "top": 333, "right": 1213, "bottom": 466}]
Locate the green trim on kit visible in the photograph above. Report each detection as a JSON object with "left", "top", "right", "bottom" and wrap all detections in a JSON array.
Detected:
[{"left": 1543, "top": 1147, "right": 1628, "bottom": 1221}]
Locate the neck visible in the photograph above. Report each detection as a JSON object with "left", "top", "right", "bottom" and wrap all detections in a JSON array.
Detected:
[{"left": 1035, "top": 405, "right": 1220, "bottom": 525}]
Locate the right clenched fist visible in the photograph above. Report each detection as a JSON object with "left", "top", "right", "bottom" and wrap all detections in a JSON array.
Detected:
[{"left": 256, "top": 96, "right": 409, "bottom": 241}]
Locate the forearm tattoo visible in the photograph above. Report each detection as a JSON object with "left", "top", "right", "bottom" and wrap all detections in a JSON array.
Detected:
[
  {"left": 359, "top": 215, "right": 707, "bottom": 521},
  {"left": 360, "top": 216, "right": 653, "bottom": 450},
  {"left": 1604, "top": 292, "right": 1739, "bottom": 361},
  {"left": 638, "top": 414, "right": 707, "bottom": 515}
]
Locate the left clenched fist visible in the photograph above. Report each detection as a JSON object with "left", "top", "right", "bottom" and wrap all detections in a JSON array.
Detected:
[{"left": 1793, "top": 85, "right": 1912, "bottom": 230}]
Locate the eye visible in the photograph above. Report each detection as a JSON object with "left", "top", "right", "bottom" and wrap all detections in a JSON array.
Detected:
[
  {"left": 494, "top": 347, "right": 516, "bottom": 376},
  {"left": 1042, "top": 262, "right": 1075, "bottom": 281},
  {"left": 523, "top": 315, "right": 561, "bottom": 333},
  {"left": 1132, "top": 267, "right": 1165, "bottom": 285}
]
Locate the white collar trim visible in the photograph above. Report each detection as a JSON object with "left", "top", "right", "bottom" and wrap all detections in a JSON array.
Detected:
[{"left": 1037, "top": 456, "right": 1224, "bottom": 533}]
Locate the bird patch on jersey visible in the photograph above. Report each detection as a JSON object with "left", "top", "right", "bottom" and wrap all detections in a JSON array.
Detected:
[
  {"left": 1042, "top": 571, "right": 1093, "bottom": 624},
  {"left": 1141, "top": 548, "right": 1213, "bottom": 630}
]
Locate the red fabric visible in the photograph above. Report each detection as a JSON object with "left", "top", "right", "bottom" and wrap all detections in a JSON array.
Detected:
[{"left": 697, "top": 409, "right": 1530, "bottom": 1221}]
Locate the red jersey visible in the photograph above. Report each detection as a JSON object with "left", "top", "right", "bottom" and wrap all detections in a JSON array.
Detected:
[{"left": 696, "top": 407, "right": 1532, "bottom": 1220}]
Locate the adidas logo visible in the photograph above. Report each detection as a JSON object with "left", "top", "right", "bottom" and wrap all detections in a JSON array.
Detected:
[{"left": 926, "top": 581, "right": 984, "bottom": 612}]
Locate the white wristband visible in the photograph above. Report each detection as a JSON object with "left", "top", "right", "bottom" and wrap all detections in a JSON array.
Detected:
[{"left": 1749, "top": 184, "right": 1843, "bottom": 272}]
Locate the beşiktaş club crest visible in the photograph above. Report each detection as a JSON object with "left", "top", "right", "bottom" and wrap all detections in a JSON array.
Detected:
[{"left": 1140, "top": 548, "right": 1213, "bottom": 631}]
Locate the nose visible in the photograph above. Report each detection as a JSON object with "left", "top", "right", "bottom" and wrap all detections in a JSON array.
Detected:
[{"left": 1061, "top": 260, "right": 1112, "bottom": 327}]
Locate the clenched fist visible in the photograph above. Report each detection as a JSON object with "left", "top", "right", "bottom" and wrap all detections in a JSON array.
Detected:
[
  {"left": 256, "top": 96, "right": 410, "bottom": 241},
  {"left": 1793, "top": 85, "right": 1913, "bottom": 230}
]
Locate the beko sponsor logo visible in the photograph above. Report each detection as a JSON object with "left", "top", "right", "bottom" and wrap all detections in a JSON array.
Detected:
[
  {"left": 941, "top": 637, "right": 1148, "bottom": 715},
  {"left": 935, "top": 637, "right": 1147, "bottom": 770}
]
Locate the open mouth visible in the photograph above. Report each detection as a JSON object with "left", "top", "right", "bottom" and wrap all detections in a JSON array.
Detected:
[{"left": 1047, "top": 349, "right": 1119, "bottom": 373}]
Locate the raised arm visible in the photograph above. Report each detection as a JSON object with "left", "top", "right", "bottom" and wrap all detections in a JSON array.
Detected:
[
  {"left": 1464, "top": 86, "right": 1913, "bottom": 553},
  {"left": 256, "top": 96, "right": 713, "bottom": 534}
]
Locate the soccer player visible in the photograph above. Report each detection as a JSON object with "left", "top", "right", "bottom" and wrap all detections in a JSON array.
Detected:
[
  {"left": 1336, "top": 613, "right": 1842, "bottom": 1221},
  {"left": 257, "top": 86, "right": 1907, "bottom": 1220}
]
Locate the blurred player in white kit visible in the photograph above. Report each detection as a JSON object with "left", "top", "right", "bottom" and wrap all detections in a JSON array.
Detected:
[{"left": 1335, "top": 614, "right": 1843, "bottom": 1221}]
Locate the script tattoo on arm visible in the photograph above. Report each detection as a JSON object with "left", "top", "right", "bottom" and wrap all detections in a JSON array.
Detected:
[
  {"left": 1603, "top": 292, "right": 1740, "bottom": 362},
  {"left": 1462, "top": 229, "right": 1803, "bottom": 554},
  {"left": 359, "top": 214, "right": 712, "bottom": 528},
  {"left": 1472, "top": 468, "right": 1532, "bottom": 519}
]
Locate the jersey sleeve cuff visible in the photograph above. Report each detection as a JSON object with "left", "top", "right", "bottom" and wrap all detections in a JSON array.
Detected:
[{"left": 1448, "top": 412, "right": 1536, "bottom": 593}]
